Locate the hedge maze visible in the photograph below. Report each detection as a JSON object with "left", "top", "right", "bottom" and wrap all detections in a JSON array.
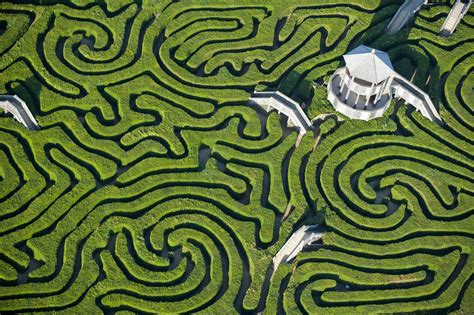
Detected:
[{"left": 0, "top": 0, "right": 472, "bottom": 313}]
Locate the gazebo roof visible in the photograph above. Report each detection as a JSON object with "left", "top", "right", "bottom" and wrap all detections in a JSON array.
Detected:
[{"left": 343, "top": 45, "right": 394, "bottom": 84}]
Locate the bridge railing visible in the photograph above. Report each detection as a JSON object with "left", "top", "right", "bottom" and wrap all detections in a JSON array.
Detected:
[{"left": 0, "top": 95, "right": 39, "bottom": 130}]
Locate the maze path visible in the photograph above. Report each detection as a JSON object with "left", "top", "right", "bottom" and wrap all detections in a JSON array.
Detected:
[{"left": 0, "top": 0, "right": 472, "bottom": 313}]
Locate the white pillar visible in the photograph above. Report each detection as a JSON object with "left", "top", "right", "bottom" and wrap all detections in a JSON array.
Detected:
[
  {"left": 374, "top": 92, "right": 380, "bottom": 105},
  {"left": 339, "top": 70, "right": 345, "bottom": 89},
  {"left": 337, "top": 75, "right": 344, "bottom": 95},
  {"left": 366, "top": 82, "right": 375, "bottom": 106},
  {"left": 375, "top": 79, "right": 387, "bottom": 104},
  {"left": 344, "top": 75, "right": 354, "bottom": 102}
]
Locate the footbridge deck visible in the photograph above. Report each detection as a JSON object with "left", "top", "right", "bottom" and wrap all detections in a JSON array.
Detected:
[
  {"left": 272, "top": 225, "right": 325, "bottom": 270},
  {"left": 386, "top": 0, "right": 427, "bottom": 34},
  {"left": 250, "top": 91, "right": 313, "bottom": 135},
  {"left": 0, "top": 95, "right": 39, "bottom": 130},
  {"left": 440, "top": 0, "right": 472, "bottom": 36},
  {"left": 391, "top": 74, "right": 442, "bottom": 125}
]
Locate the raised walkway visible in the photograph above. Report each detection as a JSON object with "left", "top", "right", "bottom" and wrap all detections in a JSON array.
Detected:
[
  {"left": 249, "top": 91, "right": 313, "bottom": 136},
  {"left": 386, "top": 0, "right": 427, "bottom": 35},
  {"left": 272, "top": 225, "right": 324, "bottom": 270},
  {"left": 0, "top": 95, "right": 39, "bottom": 130},
  {"left": 391, "top": 74, "right": 442, "bottom": 124},
  {"left": 440, "top": 0, "right": 472, "bottom": 36}
]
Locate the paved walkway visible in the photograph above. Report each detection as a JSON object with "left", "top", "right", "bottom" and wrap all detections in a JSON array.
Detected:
[
  {"left": 272, "top": 225, "right": 325, "bottom": 270},
  {"left": 386, "top": 0, "right": 427, "bottom": 35},
  {"left": 0, "top": 95, "right": 39, "bottom": 130},
  {"left": 250, "top": 91, "right": 313, "bottom": 136},
  {"left": 391, "top": 74, "right": 442, "bottom": 125},
  {"left": 440, "top": 0, "right": 472, "bottom": 36}
]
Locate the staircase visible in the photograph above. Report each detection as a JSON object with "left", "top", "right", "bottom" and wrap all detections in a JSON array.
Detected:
[
  {"left": 272, "top": 225, "right": 325, "bottom": 270},
  {"left": 0, "top": 95, "right": 39, "bottom": 130},
  {"left": 440, "top": 0, "right": 472, "bottom": 36},
  {"left": 391, "top": 74, "right": 442, "bottom": 125},
  {"left": 250, "top": 90, "right": 313, "bottom": 136}
]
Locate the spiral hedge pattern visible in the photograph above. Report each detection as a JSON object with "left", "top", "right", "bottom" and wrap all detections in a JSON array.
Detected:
[{"left": 0, "top": 0, "right": 472, "bottom": 313}]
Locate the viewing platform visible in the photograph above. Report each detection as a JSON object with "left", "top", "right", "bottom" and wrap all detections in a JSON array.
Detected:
[
  {"left": 327, "top": 45, "right": 442, "bottom": 125},
  {"left": 328, "top": 68, "right": 392, "bottom": 121}
]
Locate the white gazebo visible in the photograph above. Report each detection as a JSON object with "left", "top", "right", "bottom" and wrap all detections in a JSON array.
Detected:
[{"left": 327, "top": 45, "right": 442, "bottom": 124}]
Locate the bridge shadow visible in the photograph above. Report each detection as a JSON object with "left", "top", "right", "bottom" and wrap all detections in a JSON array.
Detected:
[
  {"left": 297, "top": 202, "right": 327, "bottom": 228},
  {"left": 6, "top": 75, "right": 42, "bottom": 116},
  {"left": 0, "top": 20, "right": 6, "bottom": 36}
]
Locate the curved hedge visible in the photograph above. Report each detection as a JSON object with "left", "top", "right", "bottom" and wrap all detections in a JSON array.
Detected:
[{"left": 0, "top": 0, "right": 472, "bottom": 313}]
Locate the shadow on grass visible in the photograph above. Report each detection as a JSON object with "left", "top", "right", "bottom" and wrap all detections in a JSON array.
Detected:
[{"left": 6, "top": 75, "right": 43, "bottom": 116}]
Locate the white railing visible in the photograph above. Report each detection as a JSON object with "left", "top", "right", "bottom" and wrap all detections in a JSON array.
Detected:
[
  {"left": 327, "top": 67, "right": 442, "bottom": 124},
  {"left": 327, "top": 69, "right": 391, "bottom": 121},
  {"left": 391, "top": 74, "right": 442, "bottom": 123},
  {"left": 0, "top": 95, "right": 39, "bottom": 130},
  {"left": 341, "top": 70, "right": 384, "bottom": 97},
  {"left": 250, "top": 91, "right": 313, "bottom": 135},
  {"left": 272, "top": 225, "right": 324, "bottom": 269},
  {"left": 440, "top": 0, "right": 472, "bottom": 36},
  {"left": 386, "top": 0, "right": 427, "bottom": 34}
]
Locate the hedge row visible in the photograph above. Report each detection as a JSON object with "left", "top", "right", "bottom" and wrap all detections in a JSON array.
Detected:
[{"left": 0, "top": 0, "right": 472, "bottom": 313}]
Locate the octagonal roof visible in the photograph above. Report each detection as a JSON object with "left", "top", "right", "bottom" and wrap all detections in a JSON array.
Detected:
[{"left": 343, "top": 45, "right": 394, "bottom": 84}]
